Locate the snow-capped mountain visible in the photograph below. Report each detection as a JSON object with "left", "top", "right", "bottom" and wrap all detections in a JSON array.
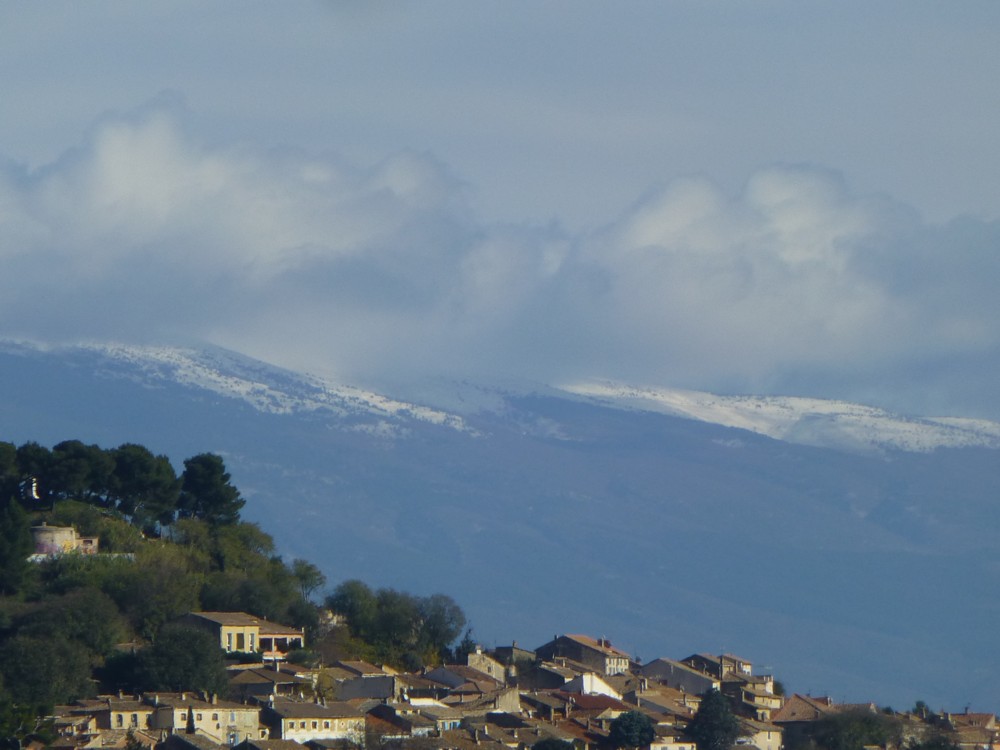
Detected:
[
  {"left": 22, "top": 339, "right": 1000, "bottom": 455},
  {"left": 559, "top": 380, "right": 1000, "bottom": 453},
  {"left": 2, "top": 338, "right": 999, "bottom": 711}
]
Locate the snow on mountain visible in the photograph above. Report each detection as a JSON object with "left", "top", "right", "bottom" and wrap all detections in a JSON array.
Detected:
[
  {"left": 77, "top": 342, "right": 474, "bottom": 435},
  {"left": 7, "top": 338, "right": 997, "bottom": 454},
  {"left": 558, "top": 380, "right": 1000, "bottom": 452}
]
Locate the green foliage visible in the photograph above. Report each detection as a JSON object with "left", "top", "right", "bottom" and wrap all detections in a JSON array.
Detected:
[
  {"left": 0, "top": 634, "right": 94, "bottom": 709},
  {"left": 292, "top": 558, "right": 326, "bottom": 600},
  {"left": 326, "top": 580, "right": 467, "bottom": 668},
  {"left": 685, "top": 689, "right": 741, "bottom": 750},
  {"left": 810, "top": 709, "right": 901, "bottom": 750},
  {"left": 0, "top": 498, "right": 33, "bottom": 595},
  {"left": 178, "top": 453, "right": 245, "bottom": 526},
  {"left": 104, "top": 544, "right": 204, "bottom": 639},
  {"left": 14, "top": 587, "right": 127, "bottom": 659},
  {"left": 0, "top": 442, "right": 18, "bottom": 502},
  {"left": 109, "top": 444, "right": 181, "bottom": 530},
  {"left": 609, "top": 710, "right": 655, "bottom": 749},
  {"left": 49, "top": 500, "right": 146, "bottom": 553},
  {"left": 49, "top": 440, "right": 115, "bottom": 505},
  {"left": 134, "top": 623, "right": 228, "bottom": 695}
]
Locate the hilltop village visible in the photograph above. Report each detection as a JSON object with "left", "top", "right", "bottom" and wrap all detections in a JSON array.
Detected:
[
  {"left": 0, "top": 441, "right": 991, "bottom": 750},
  {"left": 38, "top": 610, "right": 996, "bottom": 750}
]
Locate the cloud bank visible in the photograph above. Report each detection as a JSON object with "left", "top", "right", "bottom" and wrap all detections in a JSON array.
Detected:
[{"left": 1, "top": 102, "right": 998, "bottom": 418}]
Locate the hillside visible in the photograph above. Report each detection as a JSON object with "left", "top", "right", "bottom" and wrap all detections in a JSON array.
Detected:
[{"left": 1, "top": 340, "right": 999, "bottom": 709}]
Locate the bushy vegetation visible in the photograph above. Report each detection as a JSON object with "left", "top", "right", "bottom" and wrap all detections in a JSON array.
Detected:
[{"left": 0, "top": 438, "right": 466, "bottom": 747}]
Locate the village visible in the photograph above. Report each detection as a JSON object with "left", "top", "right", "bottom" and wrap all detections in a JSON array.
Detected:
[{"left": 44, "top": 608, "right": 996, "bottom": 750}]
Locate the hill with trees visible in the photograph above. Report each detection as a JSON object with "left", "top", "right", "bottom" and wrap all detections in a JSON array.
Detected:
[{"left": 0, "top": 438, "right": 465, "bottom": 747}]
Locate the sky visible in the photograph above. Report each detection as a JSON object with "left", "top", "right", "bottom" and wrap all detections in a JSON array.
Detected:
[{"left": 1, "top": 1, "right": 999, "bottom": 419}]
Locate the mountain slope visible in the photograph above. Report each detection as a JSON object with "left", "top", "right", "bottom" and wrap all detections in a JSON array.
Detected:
[{"left": 1, "top": 340, "right": 998, "bottom": 710}]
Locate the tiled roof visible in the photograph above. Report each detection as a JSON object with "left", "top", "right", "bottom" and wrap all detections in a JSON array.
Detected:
[
  {"left": 267, "top": 699, "right": 364, "bottom": 719},
  {"left": 189, "top": 612, "right": 304, "bottom": 637},
  {"left": 564, "top": 634, "right": 632, "bottom": 659},
  {"left": 771, "top": 695, "right": 836, "bottom": 723}
]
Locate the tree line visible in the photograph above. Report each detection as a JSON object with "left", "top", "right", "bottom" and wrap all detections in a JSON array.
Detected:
[{"left": 1, "top": 440, "right": 245, "bottom": 533}]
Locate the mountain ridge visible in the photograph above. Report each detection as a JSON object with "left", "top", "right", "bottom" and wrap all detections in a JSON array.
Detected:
[
  {"left": 7, "top": 339, "right": 996, "bottom": 455},
  {"left": 1, "top": 338, "right": 999, "bottom": 709}
]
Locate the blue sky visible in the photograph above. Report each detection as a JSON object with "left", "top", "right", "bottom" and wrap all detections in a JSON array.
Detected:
[{"left": 2, "top": 1, "right": 999, "bottom": 417}]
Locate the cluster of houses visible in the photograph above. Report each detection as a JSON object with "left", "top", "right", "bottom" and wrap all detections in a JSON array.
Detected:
[{"left": 46, "top": 614, "right": 999, "bottom": 750}]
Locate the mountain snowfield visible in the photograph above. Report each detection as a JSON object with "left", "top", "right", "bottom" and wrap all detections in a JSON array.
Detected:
[
  {"left": 559, "top": 380, "right": 1000, "bottom": 453},
  {"left": 35, "top": 340, "right": 1000, "bottom": 454},
  {"left": 3, "top": 338, "right": 1000, "bottom": 710}
]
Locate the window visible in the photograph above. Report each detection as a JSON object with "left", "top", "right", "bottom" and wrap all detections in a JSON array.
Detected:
[
  {"left": 212, "top": 714, "right": 219, "bottom": 721},
  {"left": 227, "top": 633, "right": 233, "bottom": 651},
  {"left": 116, "top": 715, "right": 123, "bottom": 728},
  {"left": 131, "top": 714, "right": 138, "bottom": 727},
  {"left": 196, "top": 713, "right": 203, "bottom": 721},
  {"left": 180, "top": 713, "right": 187, "bottom": 721},
  {"left": 324, "top": 722, "right": 330, "bottom": 729},
  {"left": 312, "top": 721, "right": 318, "bottom": 729},
  {"left": 236, "top": 632, "right": 245, "bottom": 650},
  {"left": 231, "top": 712, "right": 236, "bottom": 723}
]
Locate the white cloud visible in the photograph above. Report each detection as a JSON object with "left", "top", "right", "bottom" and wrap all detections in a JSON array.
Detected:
[{"left": 1, "top": 102, "right": 998, "bottom": 418}]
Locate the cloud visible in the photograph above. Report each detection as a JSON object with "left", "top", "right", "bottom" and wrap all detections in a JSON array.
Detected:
[{"left": 1, "top": 101, "right": 997, "bottom": 417}]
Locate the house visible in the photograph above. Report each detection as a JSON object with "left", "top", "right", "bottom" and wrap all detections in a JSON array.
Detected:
[
  {"left": 624, "top": 686, "right": 699, "bottom": 724},
  {"left": 467, "top": 646, "right": 507, "bottom": 684},
  {"left": 424, "top": 664, "right": 504, "bottom": 698},
  {"left": 641, "top": 659, "right": 721, "bottom": 696},
  {"left": 227, "top": 667, "right": 312, "bottom": 703},
  {"left": 30, "top": 523, "right": 99, "bottom": 556},
  {"left": 536, "top": 635, "right": 632, "bottom": 676},
  {"left": 722, "top": 678, "right": 782, "bottom": 721},
  {"left": 560, "top": 672, "right": 623, "bottom": 700},
  {"left": 771, "top": 694, "right": 839, "bottom": 749},
  {"left": 261, "top": 697, "right": 365, "bottom": 743},
  {"left": 651, "top": 725, "right": 697, "bottom": 750},
  {"left": 144, "top": 692, "right": 264, "bottom": 745},
  {"left": 179, "top": 612, "right": 305, "bottom": 656},
  {"left": 737, "top": 717, "right": 783, "bottom": 750},
  {"left": 681, "top": 654, "right": 753, "bottom": 680},
  {"left": 103, "top": 696, "right": 157, "bottom": 731}
]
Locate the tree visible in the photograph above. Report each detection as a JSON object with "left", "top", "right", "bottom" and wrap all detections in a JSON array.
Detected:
[
  {"left": 135, "top": 623, "right": 228, "bottom": 695},
  {"left": 0, "top": 442, "right": 18, "bottom": 502},
  {"left": 178, "top": 453, "right": 244, "bottom": 526},
  {"left": 16, "top": 587, "right": 128, "bottom": 660},
  {"left": 685, "top": 689, "right": 741, "bottom": 750},
  {"left": 109, "top": 444, "right": 181, "bottom": 530},
  {"left": 0, "top": 635, "right": 94, "bottom": 709},
  {"left": 609, "top": 711, "right": 655, "bottom": 749},
  {"left": 810, "top": 709, "right": 901, "bottom": 750},
  {"left": 291, "top": 558, "right": 326, "bottom": 600},
  {"left": 48, "top": 441, "right": 114, "bottom": 504},
  {"left": 0, "top": 498, "right": 34, "bottom": 595},
  {"left": 327, "top": 579, "right": 378, "bottom": 641},
  {"left": 418, "top": 593, "right": 466, "bottom": 661}
]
